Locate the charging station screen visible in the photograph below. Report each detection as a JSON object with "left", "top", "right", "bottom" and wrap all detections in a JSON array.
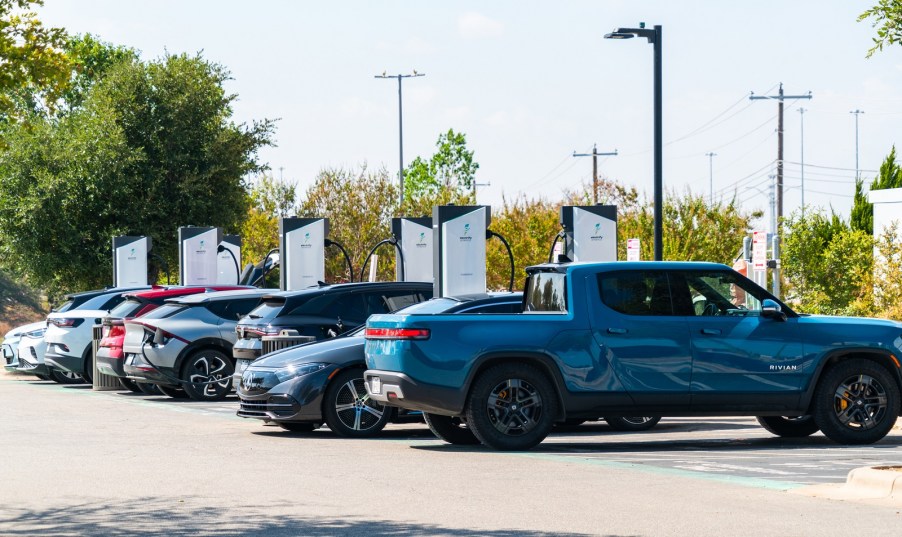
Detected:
[
  {"left": 399, "top": 219, "right": 433, "bottom": 282},
  {"left": 182, "top": 229, "right": 220, "bottom": 285},
  {"left": 441, "top": 207, "right": 487, "bottom": 296},
  {"left": 114, "top": 237, "right": 148, "bottom": 286},
  {"left": 284, "top": 220, "right": 325, "bottom": 290},
  {"left": 572, "top": 207, "right": 617, "bottom": 262}
]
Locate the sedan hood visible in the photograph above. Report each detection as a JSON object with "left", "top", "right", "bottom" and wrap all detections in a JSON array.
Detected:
[{"left": 252, "top": 335, "right": 364, "bottom": 369}]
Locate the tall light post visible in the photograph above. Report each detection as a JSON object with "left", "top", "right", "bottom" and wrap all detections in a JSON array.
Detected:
[
  {"left": 705, "top": 152, "right": 717, "bottom": 204},
  {"left": 375, "top": 71, "right": 425, "bottom": 206},
  {"left": 850, "top": 109, "right": 864, "bottom": 183},
  {"left": 798, "top": 107, "right": 806, "bottom": 215},
  {"left": 605, "top": 23, "right": 663, "bottom": 261}
]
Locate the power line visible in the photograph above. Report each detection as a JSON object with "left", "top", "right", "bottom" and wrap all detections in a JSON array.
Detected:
[
  {"left": 784, "top": 161, "right": 878, "bottom": 173},
  {"left": 713, "top": 159, "right": 776, "bottom": 197}
]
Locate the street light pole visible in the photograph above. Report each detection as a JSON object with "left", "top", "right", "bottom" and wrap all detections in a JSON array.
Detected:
[
  {"left": 799, "top": 107, "right": 806, "bottom": 215},
  {"left": 375, "top": 71, "right": 425, "bottom": 206},
  {"left": 605, "top": 23, "right": 663, "bottom": 261},
  {"left": 851, "top": 109, "right": 864, "bottom": 183},
  {"left": 705, "top": 152, "right": 717, "bottom": 204}
]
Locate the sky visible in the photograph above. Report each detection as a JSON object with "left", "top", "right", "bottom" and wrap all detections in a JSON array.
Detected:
[{"left": 37, "top": 1, "right": 902, "bottom": 230}]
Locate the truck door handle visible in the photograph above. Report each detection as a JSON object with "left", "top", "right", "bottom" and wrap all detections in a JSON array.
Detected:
[
  {"left": 700, "top": 328, "right": 721, "bottom": 335},
  {"left": 607, "top": 328, "right": 628, "bottom": 334}
]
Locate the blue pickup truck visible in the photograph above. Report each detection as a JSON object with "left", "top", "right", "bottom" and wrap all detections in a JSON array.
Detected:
[{"left": 364, "top": 261, "right": 902, "bottom": 450}]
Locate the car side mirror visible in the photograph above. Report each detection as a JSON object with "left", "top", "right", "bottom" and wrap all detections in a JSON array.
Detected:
[{"left": 761, "top": 299, "right": 786, "bottom": 322}]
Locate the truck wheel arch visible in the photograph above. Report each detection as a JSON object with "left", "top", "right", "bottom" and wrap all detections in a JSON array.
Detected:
[
  {"left": 463, "top": 352, "right": 567, "bottom": 421},
  {"left": 802, "top": 349, "right": 902, "bottom": 413}
]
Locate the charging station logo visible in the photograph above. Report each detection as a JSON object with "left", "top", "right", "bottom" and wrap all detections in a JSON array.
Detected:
[
  {"left": 195, "top": 239, "right": 207, "bottom": 254},
  {"left": 460, "top": 223, "right": 472, "bottom": 242},
  {"left": 416, "top": 232, "right": 428, "bottom": 248},
  {"left": 590, "top": 222, "right": 604, "bottom": 241},
  {"left": 127, "top": 247, "right": 137, "bottom": 260},
  {"left": 300, "top": 232, "right": 312, "bottom": 249}
]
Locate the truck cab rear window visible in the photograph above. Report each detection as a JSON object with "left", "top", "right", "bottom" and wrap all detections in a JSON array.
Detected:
[{"left": 525, "top": 272, "right": 567, "bottom": 312}]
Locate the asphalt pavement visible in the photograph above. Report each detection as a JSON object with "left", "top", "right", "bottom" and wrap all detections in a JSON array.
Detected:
[{"left": 1, "top": 371, "right": 901, "bottom": 536}]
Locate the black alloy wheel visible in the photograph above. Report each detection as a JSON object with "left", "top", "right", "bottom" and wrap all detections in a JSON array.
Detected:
[
  {"left": 323, "top": 369, "right": 391, "bottom": 438},
  {"left": 465, "top": 363, "right": 558, "bottom": 451},
  {"left": 157, "top": 384, "right": 190, "bottom": 399},
  {"left": 182, "top": 349, "right": 234, "bottom": 401},
  {"left": 50, "top": 368, "right": 85, "bottom": 384},
  {"left": 119, "top": 378, "right": 144, "bottom": 393},
  {"left": 80, "top": 347, "right": 93, "bottom": 384},
  {"left": 424, "top": 413, "right": 479, "bottom": 445},
  {"left": 605, "top": 416, "right": 662, "bottom": 432},
  {"left": 756, "top": 415, "right": 820, "bottom": 438},
  {"left": 813, "top": 359, "right": 900, "bottom": 444}
]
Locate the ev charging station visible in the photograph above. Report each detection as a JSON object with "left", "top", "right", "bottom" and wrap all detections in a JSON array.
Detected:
[
  {"left": 217, "top": 234, "right": 241, "bottom": 284},
  {"left": 280, "top": 217, "right": 328, "bottom": 291},
  {"left": 392, "top": 217, "right": 433, "bottom": 282},
  {"left": 433, "top": 205, "right": 490, "bottom": 297},
  {"left": 178, "top": 226, "right": 223, "bottom": 286},
  {"left": 559, "top": 205, "right": 618, "bottom": 262},
  {"left": 112, "top": 236, "right": 150, "bottom": 286}
]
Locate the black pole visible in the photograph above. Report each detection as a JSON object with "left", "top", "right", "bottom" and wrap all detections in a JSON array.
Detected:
[
  {"left": 653, "top": 24, "right": 663, "bottom": 261},
  {"left": 398, "top": 76, "right": 404, "bottom": 206}
]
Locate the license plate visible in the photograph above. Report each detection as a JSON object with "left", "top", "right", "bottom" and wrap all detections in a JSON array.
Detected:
[
  {"left": 235, "top": 359, "right": 253, "bottom": 375},
  {"left": 370, "top": 376, "right": 381, "bottom": 395}
]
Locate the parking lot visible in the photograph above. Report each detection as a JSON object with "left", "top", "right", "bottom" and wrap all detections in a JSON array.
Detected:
[{"left": 2, "top": 371, "right": 901, "bottom": 536}]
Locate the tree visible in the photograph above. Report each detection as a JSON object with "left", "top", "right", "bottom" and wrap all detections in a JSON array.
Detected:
[
  {"left": 782, "top": 210, "right": 872, "bottom": 315},
  {"left": 849, "top": 146, "right": 901, "bottom": 235},
  {"left": 241, "top": 173, "right": 298, "bottom": 271},
  {"left": 403, "top": 129, "right": 478, "bottom": 215},
  {"left": 0, "top": 0, "right": 70, "bottom": 120},
  {"left": 0, "top": 52, "right": 274, "bottom": 295},
  {"left": 486, "top": 195, "right": 560, "bottom": 291},
  {"left": 859, "top": 0, "right": 902, "bottom": 57},
  {"left": 298, "top": 166, "right": 399, "bottom": 283}
]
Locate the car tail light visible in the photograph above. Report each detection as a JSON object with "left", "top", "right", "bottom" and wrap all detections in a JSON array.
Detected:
[
  {"left": 365, "top": 328, "right": 430, "bottom": 340},
  {"left": 108, "top": 325, "right": 125, "bottom": 339},
  {"left": 49, "top": 318, "right": 83, "bottom": 328}
]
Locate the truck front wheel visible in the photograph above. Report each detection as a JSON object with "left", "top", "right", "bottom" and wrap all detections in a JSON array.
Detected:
[
  {"left": 465, "top": 363, "right": 558, "bottom": 451},
  {"left": 813, "top": 358, "right": 900, "bottom": 445}
]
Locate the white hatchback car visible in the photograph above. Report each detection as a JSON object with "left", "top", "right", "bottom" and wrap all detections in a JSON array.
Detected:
[{"left": 3, "top": 322, "right": 45, "bottom": 374}]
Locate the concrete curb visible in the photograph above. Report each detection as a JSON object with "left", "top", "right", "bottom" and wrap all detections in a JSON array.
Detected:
[{"left": 793, "top": 466, "right": 902, "bottom": 507}]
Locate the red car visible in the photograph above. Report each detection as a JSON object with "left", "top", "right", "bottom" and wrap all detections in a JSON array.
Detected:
[{"left": 96, "top": 286, "right": 248, "bottom": 393}]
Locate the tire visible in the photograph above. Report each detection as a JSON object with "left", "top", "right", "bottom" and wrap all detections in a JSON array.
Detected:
[
  {"left": 137, "top": 382, "right": 162, "bottom": 395},
  {"left": 605, "top": 416, "right": 662, "bottom": 432},
  {"left": 323, "top": 369, "right": 391, "bottom": 438},
  {"left": 157, "top": 384, "right": 190, "bottom": 399},
  {"left": 424, "top": 413, "right": 479, "bottom": 445},
  {"left": 119, "top": 378, "right": 144, "bottom": 393},
  {"left": 278, "top": 422, "right": 319, "bottom": 433},
  {"left": 50, "top": 368, "right": 85, "bottom": 384},
  {"left": 80, "top": 347, "right": 93, "bottom": 385},
  {"left": 181, "top": 349, "right": 233, "bottom": 401},
  {"left": 813, "top": 358, "right": 901, "bottom": 445},
  {"left": 465, "top": 363, "right": 558, "bottom": 451},
  {"left": 35, "top": 374, "right": 50, "bottom": 381},
  {"left": 756, "top": 415, "right": 819, "bottom": 438}
]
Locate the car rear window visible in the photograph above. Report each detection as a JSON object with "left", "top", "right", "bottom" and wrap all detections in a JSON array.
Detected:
[
  {"left": 525, "top": 272, "right": 567, "bottom": 313},
  {"left": 245, "top": 299, "right": 287, "bottom": 320},
  {"left": 108, "top": 299, "right": 144, "bottom": 319},
  {"left": 53, "top": 300, "right": 74, "bottom": 313},
  {"left": 140, "top": 303, "right": 186, "bottom": 320}
]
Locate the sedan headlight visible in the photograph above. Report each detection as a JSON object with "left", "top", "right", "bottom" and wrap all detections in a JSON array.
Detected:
[{"left": 274, "top": 362, "right": 329, "bottom": 383}]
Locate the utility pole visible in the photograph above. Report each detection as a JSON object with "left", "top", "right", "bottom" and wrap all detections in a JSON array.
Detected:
[
  {"left": 851, "top": 109, "right": 864, "bottom": 183},
  {"left": 375, "top": 71, "right": 426, "bottom": 206},
  {"left": 768, "top": 174, "right": 777, "bottom": 236},
  {"left": 798, "top": 108, "right": 806, "bottom": 215},
  {"left": 472, "top": 180, "right": 491, "bottom": 200},
  {"left": 572, "top": 144, "right": 618, "bottom": 204},
  {"left": 705, "top": 152, "right": 717, "bottom": 204},
  {"left": 750, "top": 83, "right": 812, "bottom": 229}
]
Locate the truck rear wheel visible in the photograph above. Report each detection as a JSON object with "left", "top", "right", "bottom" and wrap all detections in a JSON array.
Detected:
[
  {"left": 465, "top": 363, "right": 557, "bottom": 451},
  {"left": 813, "top": 359, "right": 900, "bottom": 444},
  {"left": 756, "top": 415, "right": 819, "bottom": 438}
]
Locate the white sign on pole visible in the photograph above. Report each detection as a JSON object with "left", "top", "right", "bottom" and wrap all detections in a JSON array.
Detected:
[
  {"left": 627, "top": 238, "right": 641, "bottom": 261},
  {"left": 441, "top": 207, "right": 487, "bottom": 296},
  {"left": 752, "top": 230, "right": 768, "bottom": 272}
]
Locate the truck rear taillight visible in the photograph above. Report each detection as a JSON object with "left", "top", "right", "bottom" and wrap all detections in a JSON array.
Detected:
[
  {"left": 365, "top": 328, "right": 430, "bottom": 340},
  {"left": 50, "top": 318, "right": 83, "bottom": 328},
  {"left": 108, "top": 325, "right": 125, "bottom": 338}
]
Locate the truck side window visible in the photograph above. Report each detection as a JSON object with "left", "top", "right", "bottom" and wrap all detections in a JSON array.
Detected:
[{"left": 599, "top": 271, "right": 672, "bottom": 316}]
